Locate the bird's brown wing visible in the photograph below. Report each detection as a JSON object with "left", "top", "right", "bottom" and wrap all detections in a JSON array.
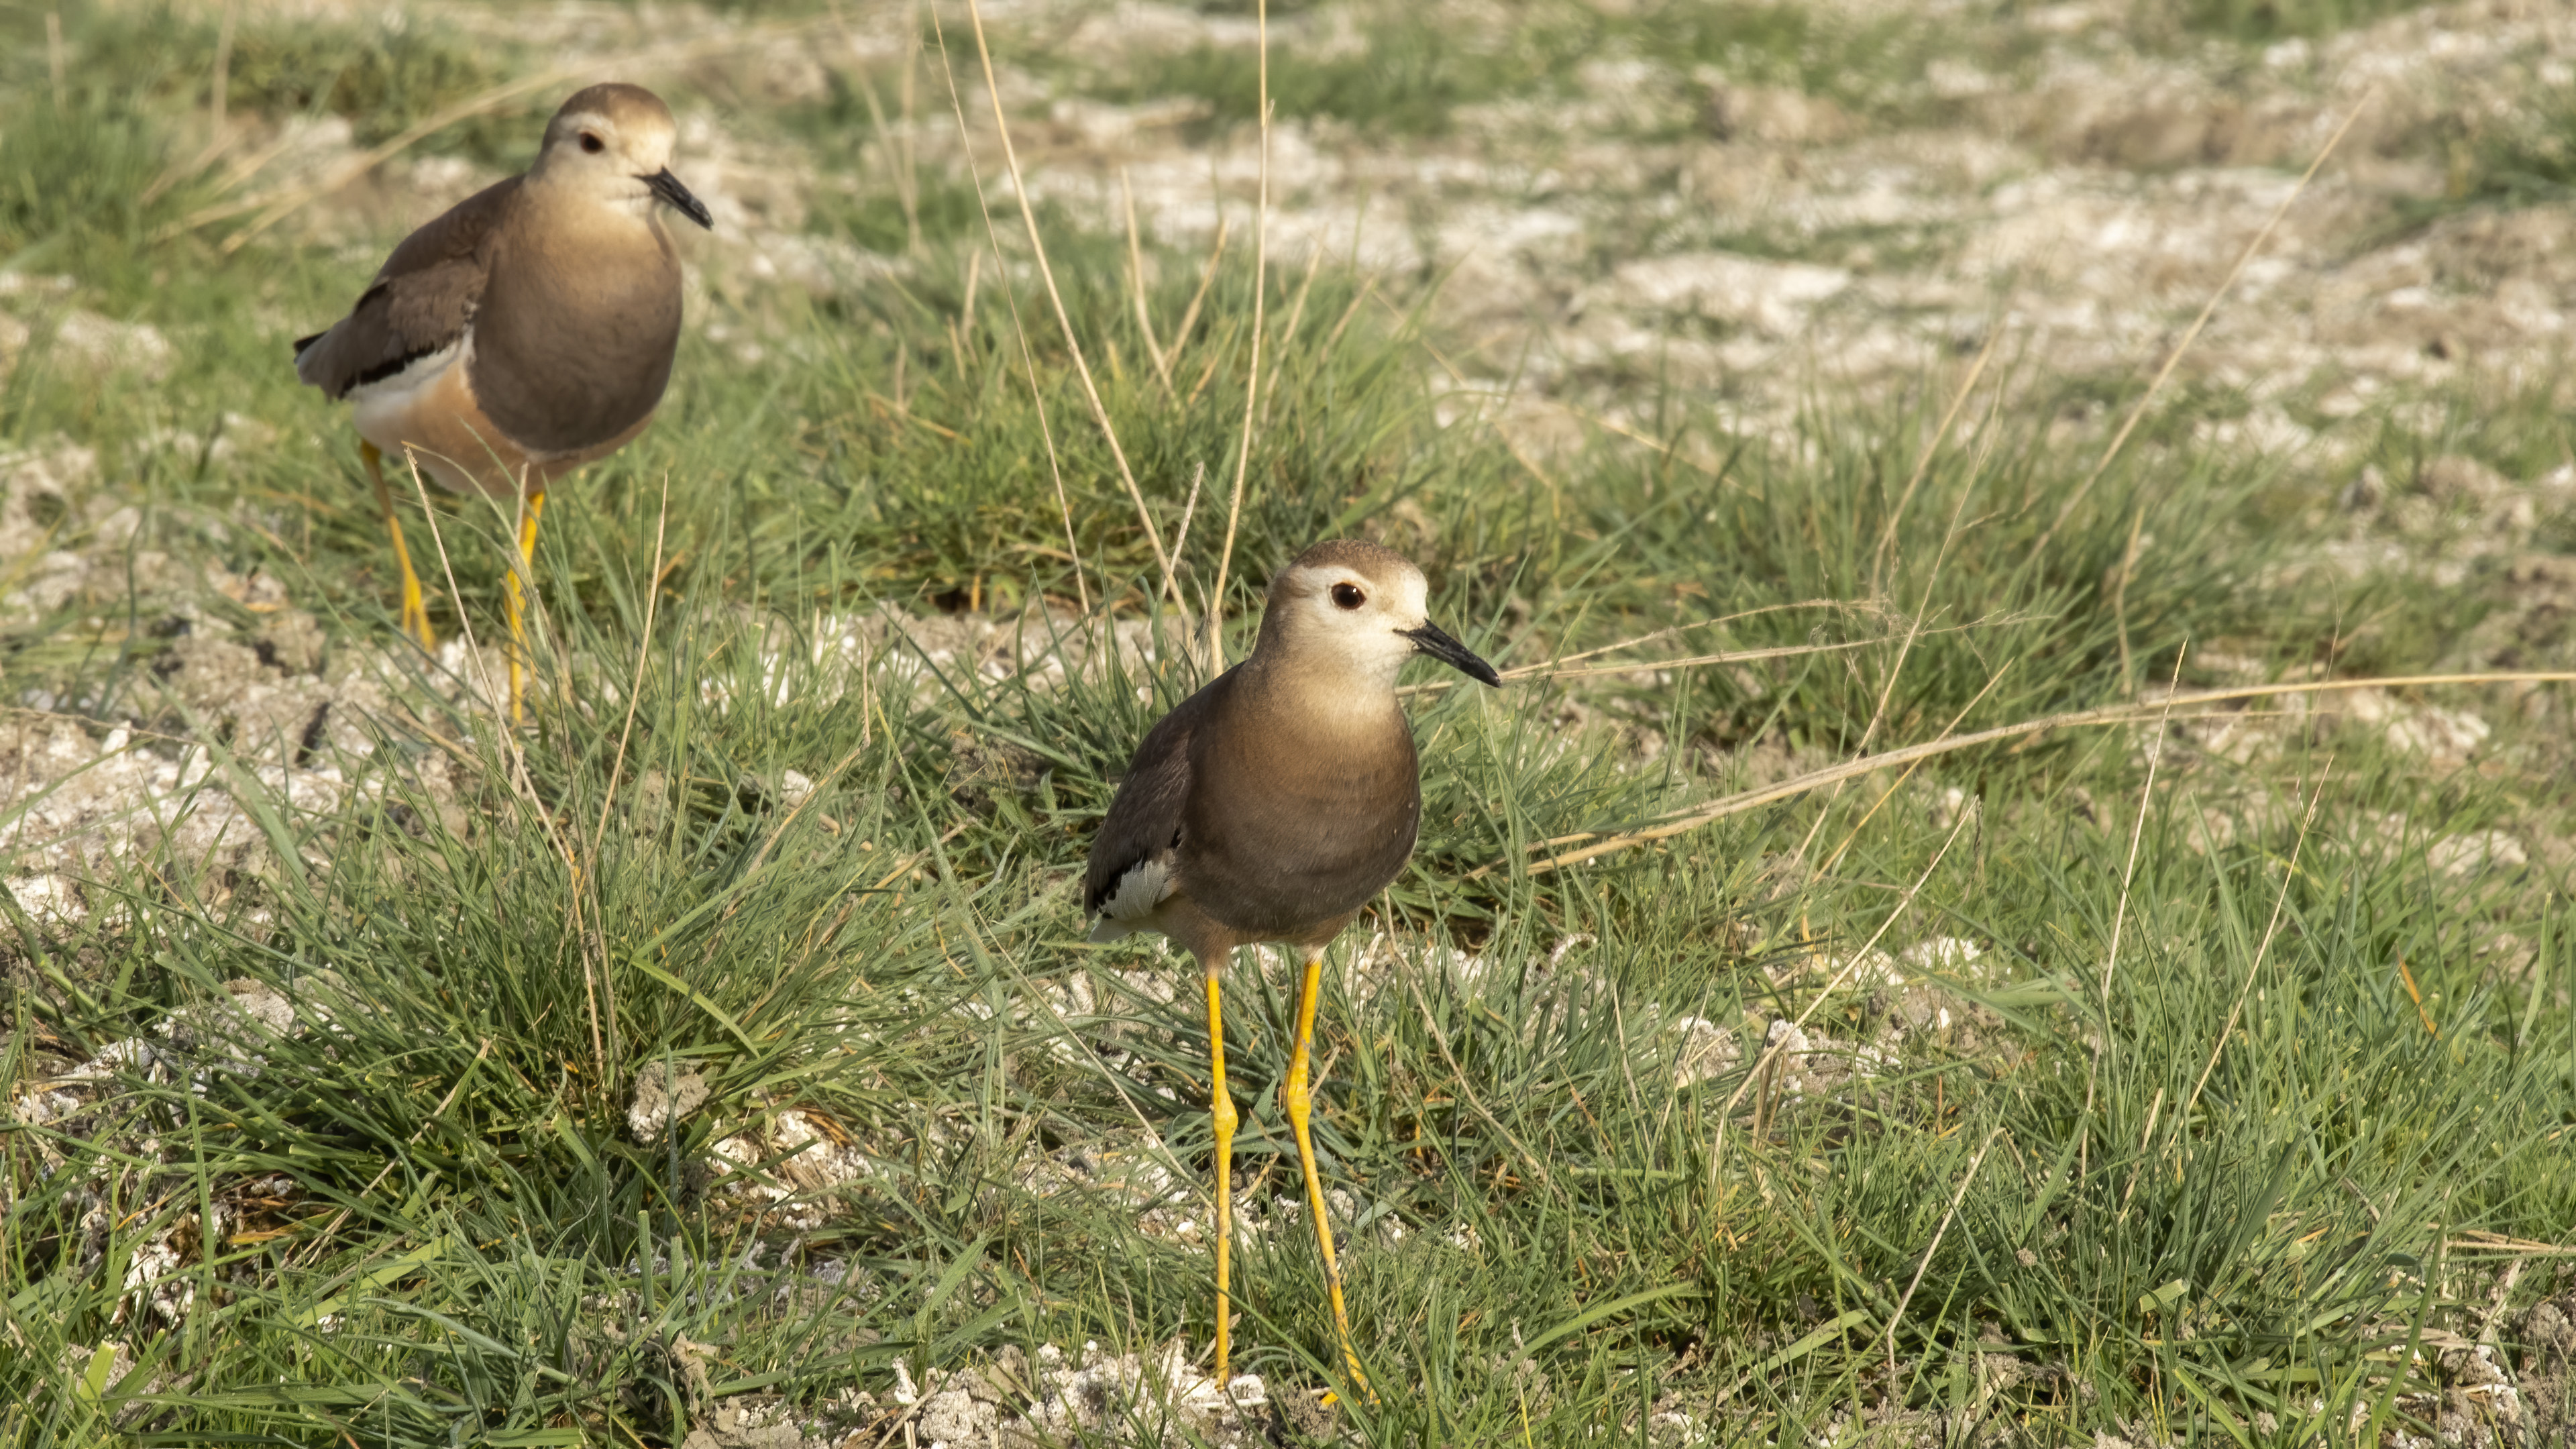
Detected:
[
  {"left": 292, "top": 177, "right": 519, "bottom": 398},
  {"left": 1084, "top": 675, "right": 1228, "bottom": 918}
]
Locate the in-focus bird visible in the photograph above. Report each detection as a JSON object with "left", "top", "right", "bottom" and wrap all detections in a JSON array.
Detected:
[
  {"left": 1085, "top": 539, "right": 1502, "bottom": 1387},
  {"left": 292, "top": 83, "right": 713, "bottom": 720}
]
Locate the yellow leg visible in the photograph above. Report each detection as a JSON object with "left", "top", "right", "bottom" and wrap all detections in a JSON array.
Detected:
[
  {"left": 1204, "top": 955, "right": 1238, "bottom": 1381},
  {"left": 505, "top": 490, "right": 546, "bottom": 724},
  {"left": 362, "top": 442, "right": 435, "bottom": 651},
  {"left": 1284, "top": 945, "right": 1370, "bottom": 1395}
]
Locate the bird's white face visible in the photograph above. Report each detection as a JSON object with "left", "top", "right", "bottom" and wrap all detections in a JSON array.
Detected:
[
  {"left": 542, "top": 111, "right": 674, "bottom": 207},
  {"left": 1269, "top": 557, "right": 1435, "bottom": 690},
  {"left": 1258, "top": 539, "right": 1501, "bottom": 697}
]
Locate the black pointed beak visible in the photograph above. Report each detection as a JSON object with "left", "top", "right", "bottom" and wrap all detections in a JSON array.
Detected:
[
  {"left": 644, "top": 168, "right": 714, "bottom": 229},
  {"left": 1403, "top": 622, "right": 1501, "bottom": 687}
]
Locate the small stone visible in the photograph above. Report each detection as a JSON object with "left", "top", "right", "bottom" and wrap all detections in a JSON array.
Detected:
[
  {"left": 1669, "top": 1016, "right": 1740, "bottom": 1089},
  {"left": 629, "top": 1064, "right": 710, "bottom": 1145},
  {"left": 1900, "top": 936, "right": 1984, "bottom": 975},
  {"left": 914, "top": 1387, "right": 996, "bottom": 1446},
  {"left": 2428, "top": 830, "right": 2525, "bottom": 879},
  {"left": 2417, "top": 454, "right": 2509, "bottom": 505}
]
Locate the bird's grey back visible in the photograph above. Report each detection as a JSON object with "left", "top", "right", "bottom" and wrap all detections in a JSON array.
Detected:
[
  {"left": 292, "top": 177, "right": 515, "bottom": 398},
  {"left": 1084, "top": 674, "right": 1222, "bottom": 916}
]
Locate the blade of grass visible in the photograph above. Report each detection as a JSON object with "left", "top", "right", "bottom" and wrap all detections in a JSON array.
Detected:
[
  {"left": 1204, "top": 0, "right": 1271, "bottom": 671},
  {"left": 2031, "top": 89, "right": 2376, "bottom": 555},
  {"left": 1501, "top": 671, "right": 2576, "bottom": 878},
  {"left": 2084, "top": 647, "right": 2187, "bottom": 1180},
  {"left": 951, "top": 0, "right": 1177, "bottom": 612}
]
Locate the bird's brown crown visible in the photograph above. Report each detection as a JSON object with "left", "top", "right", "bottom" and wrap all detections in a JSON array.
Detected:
[
  {"left": 1269, "top": 539, "right": 1416, "bottom": 602},
  {"left": 551, "top": 84, "right": 676, "bottom": 134}
]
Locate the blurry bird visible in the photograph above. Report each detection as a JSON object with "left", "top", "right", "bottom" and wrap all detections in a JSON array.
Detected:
[
  {"left": 1085, "top": 539, "right": 1501, "bottom": 1387},
  {"left": 292, "top": 83, "right": 712, "bottom": 720}
]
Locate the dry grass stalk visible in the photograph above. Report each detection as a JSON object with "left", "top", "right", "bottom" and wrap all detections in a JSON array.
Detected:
[
  {"left": 2080, "top": 650, "right": 2187, "bottom": 1179},
  {"left": 2159, "top": 758, "right": 2332, "bottom": 1186},
  {"left": 1205, "top": 0, "right": 1273, "bottom": 672},
  {"left": 1500, "top": 671, "right": 2576, "bottom": 879},
  {"left": 1796, "top": 358, "right": 2003, "bottom": 871},
  {"left": 1870, "top": 319, "right": 2004, "bottom": 597},
  {"left": 955, "top": 0, "right": 1179, "bottom": 610},
  {"left": 924, "top": 10, "right": 1093, "bottom": 614},
  {"left": 1719, "top": 805, "right": 1980, "bottom": 1123},
  {"left": 1122, "top": 169, "right": 1173, "bottom": 392},
  {"left": 2033, "top": 89, "right": 2377, "bottom": 555},
  {"left": 1886, "top": 1126, "right": 2008, "bottom": 1386},
  {"left": 398, "top": 459, "right": 608, "bottom": 1071},
  {"left": 586, "top": 472, "right": 674, "bottom": 888}
]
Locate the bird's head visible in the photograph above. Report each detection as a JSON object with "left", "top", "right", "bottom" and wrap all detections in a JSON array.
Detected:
[
  {"left": 532, "top": 83, "right": 713, "bottom": 229},
  {"left": 1260, "top": 539, "right": 1501, "bottom": 692}
]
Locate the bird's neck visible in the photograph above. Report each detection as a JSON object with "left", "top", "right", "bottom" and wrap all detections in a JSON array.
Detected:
[
  {"left": 1232, "top": 651, "right": 1405, "bottom": 739},
  {"left": 519, "top": 173, "right": 669, "bottom": 242},
  {"left": 487, "top": 185, "right": 678, "bottom": 316}
]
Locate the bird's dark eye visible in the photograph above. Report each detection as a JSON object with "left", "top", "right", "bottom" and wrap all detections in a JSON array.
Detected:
[
  {"left": 580, "top": 131, "right": 605, "bottom": 154},
  {"left": 1331, "top": 583, "right": 1365, "bottom": 610}
]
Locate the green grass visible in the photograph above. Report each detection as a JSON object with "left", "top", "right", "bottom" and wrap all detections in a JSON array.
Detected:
[
  {"left": 2167, "top": 0, "right": 2439, "bottom": 42},
  {"left": 3, "top": 3, "right": 2575, "bottom": 1446},
  {"left": 25, "top": 1, "right": 541, "bottom": 164},
  {"left": 1057, "top": 0, "right": 2038, "bottom": 141},
  {"left": 2438, "top": 72, "right": 2576, "bottom": 214}
]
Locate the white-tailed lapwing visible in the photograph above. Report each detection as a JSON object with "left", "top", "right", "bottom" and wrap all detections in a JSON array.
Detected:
[
  {"left": 1085, "top": 539, "right": 1501, "bottom": 1387},
  {"left": 294, "top": 83, "right": 712, "bottom": 720}
]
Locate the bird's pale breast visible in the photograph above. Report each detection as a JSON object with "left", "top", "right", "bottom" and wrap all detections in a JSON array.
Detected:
[
  {"left": 468, "top": 231, "right": 683, "bottom": 457},
  {"left": 1178, "top": 701, "right": 1421, "bottom": 939}
]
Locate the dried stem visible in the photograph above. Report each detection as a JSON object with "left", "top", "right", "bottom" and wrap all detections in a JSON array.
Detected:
[
  {"left": 2033, "top": 90, "right": 2374, "bottom": 555},
  {"left": 2081, "top": 647, "right": 2186, "bottom": 1179},
  {"left": 1886, "top": 1127, "right": 2006, "bottom": 1387},
  {"left": 1123, "top": 169, "right": 1173, "bottom": 392},
  {"left": 926, "top": 11, "right": 1091, "bottom": 613},
  {"left": 1205, "top": 0, "right": 1273, "bottom": 672},
  {"left": 957, "top": 0, "right": 1179, "bottom": 609},
  {"left": 1491, "top": 671, "right": 2576, "bottom": 879}
]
